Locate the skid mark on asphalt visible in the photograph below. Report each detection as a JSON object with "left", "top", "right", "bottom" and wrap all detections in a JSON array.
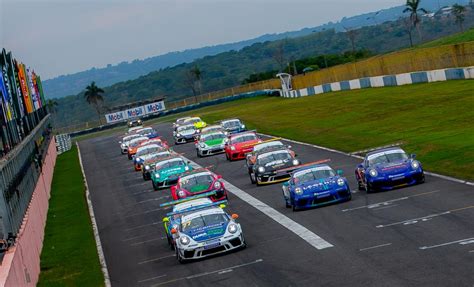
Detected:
[
  {"left": 359, "top": 243, "right": 392, "bottom": 252},
  {"left": 185, "top": 158, "right": 334, "bottom": 250},
  {"left": 342, "top": 190, "right": 440, "bottom": 212},
  {"left": 419, "top": 237, "right": 474, "bottom": 250},
  {"left": 376, "top": 205, "right": 474, "bottom": 228},
  {"left": 148, "top": 259, "right": 263, "bottom": 286}
]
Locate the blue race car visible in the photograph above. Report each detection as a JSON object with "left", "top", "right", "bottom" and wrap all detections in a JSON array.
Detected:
[
  {"left": 136, "top": 127, "right": 159, "bottom": 139},
  {"left": 282, "top": 164, "right": 351, "bottom": 211},
  {"left": 355, "top": 147, "right": 424, "bottom": 192},
  {"left": 220, "top": 118, "right": 246, "bottom": 135}
]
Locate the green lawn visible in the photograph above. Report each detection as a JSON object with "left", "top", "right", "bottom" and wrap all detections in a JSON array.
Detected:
[
  {"left": 418, "top": 28, "right": 474, "bottom": 48},
  {"left": 162, "top": 80, "right": 474, "bottom": 180},
  {"left": 38, "top": 146, "right": 104, "bottom": 287}
]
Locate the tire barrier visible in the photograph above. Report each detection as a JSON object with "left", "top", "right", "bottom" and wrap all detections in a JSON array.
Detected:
[{"left": 55, "top": 134, "right": 71, "bottom": 155}]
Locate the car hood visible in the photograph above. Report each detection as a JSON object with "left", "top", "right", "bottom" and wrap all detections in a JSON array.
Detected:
[
  {"left": 373, "top": 160, "right": 411, "bottom": 175},
  {"left": 298, "top": 176, "right": 342, "bottom": 193},
  {"left": 204, "top": 138, "right": 225, "bottom": 146},
  {"left": 262, "top": 159, "right": 293, "bottom": 171},
  {"left": 156, "top": 166, "right": 186, "bottom": 177},
  {"left": 186, "top": 183, "right": 212, "bottom": 194},
  {"left": 184, "top": 222, "right": 227, "bottom": 242},
  {"left": 179, "top": 130, "right": 195, "bottom": 136},
  {"left": 233, "top": 140, "right": 259, "bottom": 150}
]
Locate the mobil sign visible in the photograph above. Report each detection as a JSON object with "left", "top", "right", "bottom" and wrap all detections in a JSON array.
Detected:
[
  {"left": 126, "top": 106, "right": 145, "bottom": 118},
  {"left": 105, "top": 111, "right": 126, "bottom": 124},
  {"left": 144, "top": 100, "right": 165, "bottom": 114}
]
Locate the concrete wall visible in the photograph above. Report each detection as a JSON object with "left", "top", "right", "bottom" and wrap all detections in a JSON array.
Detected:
[
  {"left": 0, "top": 139, "right": 57, "bottom": 287},
  {"left": 281, "top": 66, "right": 474, "bottom": 98}
]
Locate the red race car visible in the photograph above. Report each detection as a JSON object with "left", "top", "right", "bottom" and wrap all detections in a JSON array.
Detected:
[
  {"left": 170, "top": 169, "right": 228, "bottom": 202},
  {"left": 224, "top": 131, "right": 262, "bottom": 161}
]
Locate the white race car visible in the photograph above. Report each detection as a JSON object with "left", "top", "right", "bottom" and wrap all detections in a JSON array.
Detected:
[{"left": 119, "top": 134, "right": 142, "bottom": 154}]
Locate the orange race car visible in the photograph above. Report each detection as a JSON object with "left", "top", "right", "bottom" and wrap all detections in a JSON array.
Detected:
[{"left": 127, "top": 136, "right": 149, "bottom": 159}]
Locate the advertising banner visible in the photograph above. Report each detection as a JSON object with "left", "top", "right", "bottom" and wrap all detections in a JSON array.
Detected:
[
  {"left": 144, "top": 100, "right": 166, "bottom": 114},
  {"left": 104, "top": 100, "right": 165, "bottom": 124}
]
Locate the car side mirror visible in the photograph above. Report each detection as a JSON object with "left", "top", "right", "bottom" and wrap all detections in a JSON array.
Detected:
[
  {"left": 411, "top": 154, "right": 416, "bottom": 159},
  {"left": 217, "top": 175, "right": 222, "bottom": 179},
  {"left": 187, "top": 161, "right": 191, "bottom": 164},
  {"left": 219, "top": 203, "right": 226, "bottom": 209},
  {"left": 171, "top": 228, "right": 177, "bottom": 234},
  {"left": 162, "top": 217, "right": 169, "bottom": 223},
  {"left": 337, "top": 169, "right": 343, "bottom": 176},
  {"left": 231, "top": 214, "right": 239, "bottom": 220},
  {"left": 287, "top": 145, "right": 292, "bottom": 149},
  {"left": 357, "top": 163, "right": 364, "bottom": 169},
  {"left": 118, "top": 141, "right": 122, "bottom": 144}
]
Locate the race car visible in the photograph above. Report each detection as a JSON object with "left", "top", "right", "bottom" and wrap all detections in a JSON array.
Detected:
[
  {"left": 170, "top": 202, "right": 245, "bottom": 263},
  {"left": 173, "top": 117, "right": 191, "bottom": 130},
  {"left": 126, "top": 136, "right": 149, "bottom": 159},
  {"left": 249, "top": 147, "right": 301, "bottom": 185},
  {"left": 355, "top": 147, "right": 424, "bottom": 192},
  {"left": 135, "top": 127, "right": 160, "bottom": 139},
  {"left": 150, "top": 156, "right": 193, "bottom": 190},
  {"left": 246, "top": 139, "right": 288, "bottom": 173},
  {"left": 174, "top": 124, "right": 198, "bottom": 144},
  {"left": 220, "top": 118, "right": 246, "bottom": 134},
  {"left": 133, "top": 144, "right": 166, "bottom": 171},
  {"left": 141, "top": 150, "right": 173, "bottom": 180},
  {"left": 224, "top": 131, "right": 262, "bottom": 161},
  {"left": 128, "top": 118, "right": 143, "bottom": 128},
  {"left": 282, "top": 163, "right": 352, "bottom": 211},
  {"left": 194, "top": 125, "right": 224, "bottom": 142},
  {"left": 196, "top": 131, "right": 227, "bottom": 157},
  {"left": 127, "top": 125, "right": 143, "bottom": 134},
  {"left": 161, "top": 193, "right": 219, "bottom": 249},
  {"left": 171, "top": 169, "right": 228, "bottom": 202},
  {"left": 139, "top": 137, "right": 169, "bottom": 149},
  {"left": 183, "top": 116, "right": 207, "bottom": 129},
  {"left": 119, "top": 134, "right": 142, "bottom": 154}
]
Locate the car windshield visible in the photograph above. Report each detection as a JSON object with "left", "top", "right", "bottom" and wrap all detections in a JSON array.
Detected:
[
  {"left": 181, "top": 213, "right": 228, "bottom": 232},
  {"left": 145, "top": 152, "right": 171, "bottom": 163},
  {"left": 178, "top": 125, "right": 195, "bottom": 132},
  {"left": 222, "top": 120, "right": 241, "bottom": 128},
  {"left": 367, "top": 150, "right": 409, "bottom": 166},
  {"left": 137, "top": 146, "right": 160, "bottom": 156},
  {"left": 137, "top": 128, "right": 153, "bottom": 135},
  {"left": 186, "top": 118, "right": 201, "bottom": 124},
  {"left": 129, "top": 139, "right": 146, "bottom": 147},
  {"left": 202, "top": 126, "right": 221, "bottom": 133},
  {"left": 254, "top": 141, "right": 284, "bottom": 152},
  {"left": 231, "top": 134, "right": 257, "bottom": 144},
  {"left": 201, "top": 133, "right": 225, "bottom": 141},
  {"left": 123, "top": 134, "right": 140, "bottom": 142},
  {"left": 180, "top": 172, "right": 214, "bottom": 191},
  {"left": 257, "top": 150, "right": 291, "bottom": 165},
  {"left": 294, "top": 166, "right": 336, "bottom": 184},
  {"left": 176, "top": 118, "right": 189, "bottom": 124},
  {"left": 155, "top": 158, "right": 185, "bottom": 170}
]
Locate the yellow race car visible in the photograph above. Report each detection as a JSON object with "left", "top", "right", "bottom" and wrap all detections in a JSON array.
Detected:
[{"left": 183, "top": 116, "right": 207, "bottom": 129}]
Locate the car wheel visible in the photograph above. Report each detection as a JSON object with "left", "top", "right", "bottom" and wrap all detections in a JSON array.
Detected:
[
  {"left": 365, "top": 182, "right": 373, "bottom": 193},
  {"left": 176, "top": 248, "right": 185, "bottom": 264},
  {"left": 256, "top": 178, "right": 262, "bottom": 187},
  {"left": 249, "top": 172, "right": 256, "bottom": 184},
  {"left": 197, "top": 151, "right": 202, "bottom": 158},
  {"left": 128, "top": 154, "right": 132, "bottom": 160},
  {"left": 226, "top": 153, "right": 230, "bottom": 161},
  {"left": 167, "top": 235, "right": 174, "bottom": 250},
  {"left": 419, "top": 173, "right": 425, "bottom": 184},
  {"left": 152, "top": 181, "right": 159, "bottom": 191},
  {"left": 292, "top": 203, "right": 298, "bottom": 212},
  {"left": 285, "top": 198, "right": 291, "bottom": 208}
]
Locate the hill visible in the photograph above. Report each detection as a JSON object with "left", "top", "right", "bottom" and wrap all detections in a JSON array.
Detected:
[{"left": 43, "top": 0, "right": 469, "bottom": 99}]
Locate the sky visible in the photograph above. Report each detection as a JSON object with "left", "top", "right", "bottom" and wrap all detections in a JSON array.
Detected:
[{"left": 1, "top": 0, "right": 402, "bottom": 80}]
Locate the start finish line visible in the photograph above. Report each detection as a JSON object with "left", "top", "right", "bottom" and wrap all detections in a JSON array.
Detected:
[{"left": 104, "top": 100, "right": 166, "bottom": 124}]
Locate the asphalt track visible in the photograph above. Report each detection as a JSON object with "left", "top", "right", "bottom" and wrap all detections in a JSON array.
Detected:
[{"left": 79, "top": 122, "right": 474, "bottom": 287}]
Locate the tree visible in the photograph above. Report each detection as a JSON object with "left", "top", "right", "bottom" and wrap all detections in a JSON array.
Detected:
[
  {"left": 84, "top": 81, "right": 104, "bottom": 124},
  {"left": 401, "top": 16, "right": 415, "bottom": 47},
  {"left": 272, "top": 41, "right": 286, "bottom": 72},
  {"left": 452, "top": 4, "right": 466, "bottom": 31},
  {"left": 184, "top": 65, "right": 202, "bottom": 102},
  {"left": 46, "top": 99, "right": 58, "bottom": 114},
  {"left": 403, "top": 0, "right": 428, "bottom": 41},
  {"left": 190, "top": 65, "right": 202, "bottom": 95},
  {"left": 344, "top": 27, "right": 358, "bottom": 54}
]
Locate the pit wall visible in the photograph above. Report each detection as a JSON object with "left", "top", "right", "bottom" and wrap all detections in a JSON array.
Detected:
[
  {"left": 0, "top": 138, "right": 57, "bottom": 287},
  {"left": 281, "top": 66, "right": 474, "bottom": 98}
]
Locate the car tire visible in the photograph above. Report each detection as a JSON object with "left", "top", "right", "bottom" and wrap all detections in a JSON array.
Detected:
[
  {"left": 226, "top": 153, "right": 230, "bottom": 161},
  {"left": 152, "top": 181, "right": 159, "bottom": 191},
  {"left": 285, "top": 199, "right": 291, "bottom": 208},
  {"left": 292, "top": 203, "right": 298, "bottom": 212},
  {"left": 197, "top": 151, "right": 202, "bottom": 158},
  {"left": 365, "top": 181, "right": 373, "bottom": 193},
  {"left": 128, "top": 154, "right": 132, "bottom": 160},
  {"left": 249, "top": 172, "right": 256, "bottom": 184},
  {"left": 176, "top": 248, "right": 185, "bottom": 264}
]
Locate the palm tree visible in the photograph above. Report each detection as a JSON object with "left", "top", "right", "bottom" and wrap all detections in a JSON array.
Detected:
[
  {"left": 84, "top": 81, "right": 105, "bottom": 124},
  {"left": 190, "top": 65, "right": 202, "bottom": 95},
  {"left": 403, "top": 0, "right": 428, "bottom": 41},
  {"left": 452, "top": 4, "right": 466, "bottom": 31},
  {"left": 46, "top": 99, "right": 58, "bottom": 114}
]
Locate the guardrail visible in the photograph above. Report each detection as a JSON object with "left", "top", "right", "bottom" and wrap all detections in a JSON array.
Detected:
[{"left": 0, "top": 115, "right": 52, "bottom": 250}]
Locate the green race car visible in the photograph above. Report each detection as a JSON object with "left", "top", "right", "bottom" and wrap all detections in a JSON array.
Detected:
[
  {"left": 196, "top": 131, "right": 227, "bottom": 157},
  {"left": 151, "top": 157, "right": 193, "bottom": 190}
]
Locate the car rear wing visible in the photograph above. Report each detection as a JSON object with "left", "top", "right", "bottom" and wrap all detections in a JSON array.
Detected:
[
  {"left": 160, "top": 191, "right": 217, "bottom": 208},
  {"left": 276, "top": 159, "right": 331, "bottom": 173},
  {"left": 165, "top": 199, "right": 228, "bottom": 217},
  {"left": 229, "top": 129, "right": 257, "bottom": 137}
]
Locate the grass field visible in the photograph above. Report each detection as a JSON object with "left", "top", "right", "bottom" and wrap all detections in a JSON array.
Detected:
[
  {"left": 419, "top": 28, "right": 474, "bottom": 48},
  {"left": 38, "top": 146, "right": 104, "bottom": 287},
  {"left": 156, "top": 80, "right": 473, "bottom": 180}
]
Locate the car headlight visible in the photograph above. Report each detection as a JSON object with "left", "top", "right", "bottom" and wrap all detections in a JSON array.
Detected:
[
  {"left": 177, "top": 190, "right": 186, "bottom": 198},
  {"left": 294, "top": 187, "right": 303, "bottom": 195},
  {"left": 369, "top": 169, "right": 378, "bottom": 177},
  {"left": 241, "top": 124, "right": 245, "bottom": 129},
  {"left": 257, "top": 166, "right": 265, "bottom": 173},
  {"left": 200, "top": 143, "right": 206, "bottom": 148},
  {"left": 121, "top": 144, "right": 125, "bottom": 148},
  {"left": 411, "top": 160, "right": 420, "bottom": 170},
  {"left": 155, "top": 173, "right": 160, "bottom": 179},
  {"left": 214, "top": 181, "right": 222, "bottom": 189},
  {"left": 230, "top": 146, "right": 236, "bottom": 151},
  {"left": 145, "top": 165, "right": 150, "bottom": 171},
  {"left": 292, "top": 159, "right": 300, "bottom": 166},
  {"left": 228, "top": 223, "right": 238, "bottom": 234},
  {"left": 176, "top": 133, "right": 181, "bottom": 137},
  {"left": 179, "top": 236, "right": 190, "bottom": 245},
  {"left": 184, "top": 166, "right": 190, "bottom": 171},
  {"left": 337, "top": 178, "right": 345, "bottom": 186}
]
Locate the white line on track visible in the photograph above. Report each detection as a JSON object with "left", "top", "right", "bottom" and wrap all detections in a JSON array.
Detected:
[
  {"left": 186, "top": 158, "right": 333, "bottom": 250},
  {"left": 121, "top": 195, "right": 170, "bottom": 208},
  {"left": 359, "top": 243, "right": 392, "bottom": 252},
  {"left": 419, "top": 237, "right": 474, "bottom": 250},
  {"left": 132, "top": 189, "right": 155, "bottom": 196},
  {"left": 341, "top": 190, "right": 440, "bottom": 212},
  {"left": 131, "top": 237, "right": 163, "bottom": 246},
  {"left": 150, "top": 259, "right": 263, "bottom": 286},
  {"left": 124, "top": 221, "right": 160, "bottom": 232},
  {"left": 373, "top": 204, "right": 399, "bottom": 211},
  {"left": 123, "top": 207, "right": 165, "bottom": 218},
  {"left": 469, "top": 250, "right": 474, "bottom": 253},
  {"left": 138, "top": 254, "right": 175, "bottom": 265},
  {"left": 137, "top": 274, "right": 167, "bottom": 283},
  {"left": 376, "top": 205, "right": 474, "bottom": 228},
  {"left": 122, "top": 232, "right": 161, "bottom": 242}
]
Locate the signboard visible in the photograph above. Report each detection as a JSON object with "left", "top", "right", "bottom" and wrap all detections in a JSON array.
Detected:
[{"left": 104, "top": 100, "right": 166, "bottom": 124}]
